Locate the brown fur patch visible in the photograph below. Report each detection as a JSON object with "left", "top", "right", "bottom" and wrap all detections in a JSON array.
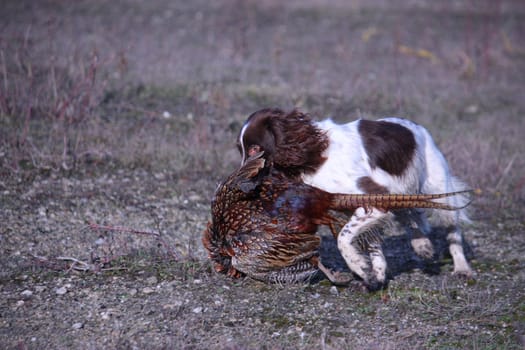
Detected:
[
  {"left": 358, "top": 119, "right": 416, "bottom": 176},
  {"left": 357, "top": 176, "right": 389, "bottom": 194}
]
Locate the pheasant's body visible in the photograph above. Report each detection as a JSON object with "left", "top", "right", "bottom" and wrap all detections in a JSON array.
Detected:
[
  {"left": 203, "top": 153, "right": 470, "bottom": 284},
  {"left": 204, "top": 157, "right": 332, "bottom": 283}
]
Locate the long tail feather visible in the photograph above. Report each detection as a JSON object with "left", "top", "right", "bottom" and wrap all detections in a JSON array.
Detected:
[{"left": 331, "top": 190, "right": 473, "bottom": 211}]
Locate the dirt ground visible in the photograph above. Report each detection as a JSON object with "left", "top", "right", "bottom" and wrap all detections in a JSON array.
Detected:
[{"left": 1, "top": 0, "right": 524, "bottom": 349}]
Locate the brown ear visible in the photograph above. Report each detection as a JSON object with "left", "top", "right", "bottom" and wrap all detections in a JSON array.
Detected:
[
  {"left": 239, "top": 108, "right": 283, "bottom": 164},
  {"left": 269, "top": 110, "right": 329, "bottom": 177}
]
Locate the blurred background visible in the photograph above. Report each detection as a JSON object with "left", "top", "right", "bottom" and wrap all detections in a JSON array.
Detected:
[{"left": 2, "top": 1, "right": 524, "bottom": 207}]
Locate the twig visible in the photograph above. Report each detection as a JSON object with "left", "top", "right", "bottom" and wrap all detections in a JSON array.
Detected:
[
  {"left": 99, "top": 267, "right": 128, "bottom": 272},
  {"left": 29, "top": 253, "right": 50, "bottom": 262},
  {"left": 1, "top": 50, "right": 7, "bottom": 94},
  {"left": 29, "top": 221, "right": 182, "bottom": 274},
  {"left": 494, "top": 153, "right": 517, "bottom": 191},
  {"left": 56, "top": 256, "right": 93, "bottom": 272},
  {"left": 31, "top": 253, "right": 128, "bottom": 273},
  {"left": 88, "top": 222, "right": 181, "bottom": 261},
  {"left": 88, "top": 223, "right": 160, "bottom": 236},
  {"left": 115, "top": 103, "right": 159, "bottom": 118},
  {"left": 29, "top": 253, "right": 67, "bottom": 271}
]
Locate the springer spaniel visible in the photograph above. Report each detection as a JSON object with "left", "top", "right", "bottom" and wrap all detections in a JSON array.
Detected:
[{"left": 237, "top": 108, "right": 473, "bottom": 290}]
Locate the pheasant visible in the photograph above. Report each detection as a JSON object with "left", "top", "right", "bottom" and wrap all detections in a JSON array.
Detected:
[{"left": 202, "top": 152, "right": 470, "bottom": 286}]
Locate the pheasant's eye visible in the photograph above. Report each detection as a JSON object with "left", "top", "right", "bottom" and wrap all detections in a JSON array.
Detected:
[{"left": 248, "top": 145, "right": 262, "bottom": 157}]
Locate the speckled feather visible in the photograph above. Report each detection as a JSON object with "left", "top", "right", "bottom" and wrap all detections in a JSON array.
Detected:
[{"left": 203, "top": 154, "right": 328, "bottom": 282}]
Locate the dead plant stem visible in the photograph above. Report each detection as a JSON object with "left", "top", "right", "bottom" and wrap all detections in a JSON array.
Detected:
[
  {"left": 495, "top": 153, "right": 517, "bottom": 191},
  {"left": 1, "top": 50, "right": 7, "bottom": 93}
]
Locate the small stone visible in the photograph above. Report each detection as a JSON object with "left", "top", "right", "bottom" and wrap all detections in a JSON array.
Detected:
[
  {"left": 162, "top": 303, "right": 177, "bottom": 310},
  {"left": 38, "top": 206, "right": 47, "bottom": 217},
  {"left": 21, "top": 290, "right": 33, "bottom": 298},
  {"left": 188, "top": 194, "right": 202, "bottom": 202},
  {"left": 94, "top": 238, "right": 106, "bottom": 245},
  {"left": 154, "top": 172, "right": 166, "bottom": 180},
  {"left": 128, "top": 288, "right": 138, "bottom": 296},
  {"left": 464, "top": 104, "right": 479, "bottom": 114},
  {"left": 329, "top": 286, "right": 339, "bottom": 296},
  {"left": 16, "top": 300, "right": 25, "bottom": 307},
  {"left": 142, "top": 287, "right": 155, "bottom": 294},
  {"left": 192, "top": 306, "right": 203, "bottom": 314},
  {"left": 146, "top": 276, "right": 158, "bottom": 285},
  {"left": 72, "top": 322, "right": 83, "bottom": 329},
  {"left": 56, "top": 287, "right": 68, "bottom": 295}
]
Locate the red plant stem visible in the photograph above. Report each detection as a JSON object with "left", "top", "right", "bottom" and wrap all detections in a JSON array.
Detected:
[{"left": 89, "top": 222, "right": 160, "bottom": 236}]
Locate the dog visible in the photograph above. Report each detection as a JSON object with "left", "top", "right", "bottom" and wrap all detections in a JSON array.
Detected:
[{"left": 237, "top": 108, "right": 473, "bottom": 289}]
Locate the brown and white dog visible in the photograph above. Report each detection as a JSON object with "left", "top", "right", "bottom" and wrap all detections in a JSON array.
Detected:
[{"left": 237, "top": 108, "right": 473, "bottom": 290}]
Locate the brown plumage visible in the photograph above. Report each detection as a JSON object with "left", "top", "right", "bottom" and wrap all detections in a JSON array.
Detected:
[{"left": 202, "top": 152, "right": 470, "bottom": 284}]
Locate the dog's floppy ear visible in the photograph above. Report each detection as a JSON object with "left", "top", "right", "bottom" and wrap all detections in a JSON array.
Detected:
[{"left": 268, "top": 110, "right": 329, "bottom": 177}]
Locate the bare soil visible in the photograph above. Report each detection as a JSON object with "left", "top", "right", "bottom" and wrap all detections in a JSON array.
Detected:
[{"left": 1, "top": 1, "right": 524, "bottom": 349}]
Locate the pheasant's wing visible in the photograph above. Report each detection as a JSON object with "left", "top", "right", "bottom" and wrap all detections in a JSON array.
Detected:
[
  {"left": 231, "top": 228, "right": 321, "bottom": 283},
  {"left": 261, "top": 182, "right": 335, "bottom": 233},
  {"left": 228, "top": 151, "right": 267, "bottom": 193},
  {"left": 202, "top": 221, "right": 239, "bottom": 276},
  {"left": 204, "top": 202, "right": 264, "bottom": 278}
]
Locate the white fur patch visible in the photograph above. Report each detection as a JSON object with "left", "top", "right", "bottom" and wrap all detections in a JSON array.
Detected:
[
  {"left": 411, "top": 237, "right": 434, "bottom": 259},
  {"left": 337, "top": 208, "right": 388, "bottom": 284},
  {"left": 238, "top": 122, "right": 250, "bottom": 165}
]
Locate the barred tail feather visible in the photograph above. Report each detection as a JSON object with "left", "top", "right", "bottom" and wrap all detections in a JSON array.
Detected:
[
  {"left": 424, "top": 176, "right": 473, "bottom": 225},
  {"left": 331, "top": 190, "right": 473, "bottom": 212}
]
